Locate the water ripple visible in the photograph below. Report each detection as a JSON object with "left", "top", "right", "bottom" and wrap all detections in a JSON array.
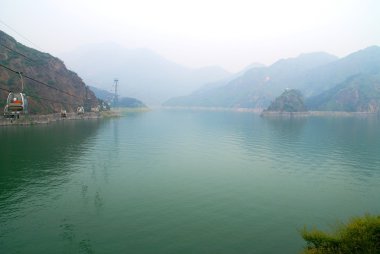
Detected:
[{"left": 1, "top": 111, "right": 380, "bottom": 253}]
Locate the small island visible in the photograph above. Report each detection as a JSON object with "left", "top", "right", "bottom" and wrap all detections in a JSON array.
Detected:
[{"left": 261, "top": 89, "right": 309, "bottom": 117}]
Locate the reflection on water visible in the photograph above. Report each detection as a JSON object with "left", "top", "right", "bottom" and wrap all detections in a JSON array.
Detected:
[
  {"left": 0, "top": 112, "right": 380, "bottom": 254},
  {"left": 0, "top": 120, "right": 103, "bottom": 203}
]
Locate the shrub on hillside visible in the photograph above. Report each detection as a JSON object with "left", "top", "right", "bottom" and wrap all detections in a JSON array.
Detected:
[{"left": 300, "top": 214, "right": 380, "bottom": 254}]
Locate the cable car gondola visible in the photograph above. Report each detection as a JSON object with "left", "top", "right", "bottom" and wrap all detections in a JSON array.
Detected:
[
  {"left": 4, "top": 72, "right": 28, "bottom": 119},
  {"left": 77, "top": 106, "right": 84, "bottom": 115}
]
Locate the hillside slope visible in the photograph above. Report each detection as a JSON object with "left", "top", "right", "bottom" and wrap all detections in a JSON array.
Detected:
[
  {"left": 165, "top": 46, "right": 380, "bottom": 111},
  {"left": 90, "top": 86, "right": 147, "bottom": 108},
  {"left": 297, "top": 46, "right": 380, "bottom": 97},
  {"left": 164, "top": 52, "right": 338, "bottom": 109},
  {"left": 0, "top": 30, "right": 98, "bottom": 114},
  {"left": 265, "top": 89, "right": 307, "bottom": 112},
  {"left": 306, "top": 73, "right": 380, "bottom": 112}
]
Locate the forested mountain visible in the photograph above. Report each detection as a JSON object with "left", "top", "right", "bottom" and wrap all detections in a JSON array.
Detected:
[
  {"left": 165, "top": 46, "right": 380, "bottom": 112},
  {"left": 89, "top": 86, "right": 147, "bottom": 108},
  {"left": 118, "top": 97, "right": 147, "bottom": 108},
  {"left": 4, "top": 27, "right": 378, "bottom": 114},
  {"left": 265, "top": 89, "right": 307, "bottom": 112},
  {"left": 164, "top": 52, "right": 338, "bottom": 109},
  {"left": 296, "top": 46, "right": 380, "bottom": 97},
  {"left": 0, "top": 30, "right": 98, "bottom": 114},
  {"left": 306, "top": 73, "right": 380, "bottom": 112}
]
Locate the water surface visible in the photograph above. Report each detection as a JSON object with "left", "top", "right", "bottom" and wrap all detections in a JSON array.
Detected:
[{"left": 1, "top": 111, "right": 380, "bottom": 253}]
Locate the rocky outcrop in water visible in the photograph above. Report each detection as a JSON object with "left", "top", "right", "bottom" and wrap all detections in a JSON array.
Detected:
[{"left": 264, "top": 89, "right": 307, "bottom": 113}]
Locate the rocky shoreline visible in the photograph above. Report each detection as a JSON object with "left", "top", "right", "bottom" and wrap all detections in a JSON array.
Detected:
[
  {"left": 260, "top": 111, "right": 379, "bottom": 117},
  {"left": 0, "top": 111, "right": 120, "bottom": 126}
]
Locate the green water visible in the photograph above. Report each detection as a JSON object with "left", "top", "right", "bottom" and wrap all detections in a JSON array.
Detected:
[{"left": 1, "top": 110, "right": 380, "bottom": 253}]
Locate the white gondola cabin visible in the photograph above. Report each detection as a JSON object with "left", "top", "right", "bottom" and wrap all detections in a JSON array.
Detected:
[{"left": 4, "top": 92, "right": 28, "bottom": 118}]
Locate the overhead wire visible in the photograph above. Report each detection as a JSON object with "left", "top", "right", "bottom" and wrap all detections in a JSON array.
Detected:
[
  {"left": 0, "top": 19, "right": 43, "bottom": 51},
  {"left": 0, "top": 43, "right": 35, "bottom": 62},
  {"left": 0, "top": 85, "right": 81, "bottom": 108},
  {"left": 0, "top": 22, "right": 94, "bottom": 111},
  {"left": 27, "top": 94, "right": 81, "bottom": 107},
  {"left": 0, "top": 62, "right": 85, "bottom": 100},
  {"left": 0, "top": 86, "right": 11, "bottom": 92}
]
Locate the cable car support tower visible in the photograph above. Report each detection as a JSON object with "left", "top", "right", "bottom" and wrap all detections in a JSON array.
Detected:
[{"left": 113, "top": 78, "right": 118, "bottom": 108}]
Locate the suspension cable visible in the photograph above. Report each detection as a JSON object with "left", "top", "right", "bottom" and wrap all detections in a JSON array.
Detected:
[
  {"left": 0, "top": 63, "right": 84, "bottom": 100},
  {"left": 0, "top": 43, "right": 35, "bottom": 62},
  {"left": 0, "top": 85, "right": 81, "bottom": 107}
]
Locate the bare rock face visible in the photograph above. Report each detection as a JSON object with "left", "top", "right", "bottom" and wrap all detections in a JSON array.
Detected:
[
  {"left": 0, "top": 52, "right": 7, "bottom": 61},
  {"left": 0, "top": 30, "right": 98, "bottom": 114}
]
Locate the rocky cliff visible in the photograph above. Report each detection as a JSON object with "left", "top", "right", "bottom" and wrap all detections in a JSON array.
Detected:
[{"left": 0, "top": 30, "right": 98, "bottom": 114}]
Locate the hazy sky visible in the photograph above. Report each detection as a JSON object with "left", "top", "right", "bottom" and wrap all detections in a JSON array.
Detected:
[{"left": 1, "top": 0, "right": 379, "bottom": 72}]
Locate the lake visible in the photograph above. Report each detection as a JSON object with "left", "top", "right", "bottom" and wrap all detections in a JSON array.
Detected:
[{"left": 1, "top": 110, "right": 380, "bottom": 253}]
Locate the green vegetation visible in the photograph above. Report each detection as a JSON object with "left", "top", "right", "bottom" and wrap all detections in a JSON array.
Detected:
[
  {"left": 165, "top": 46, "right": 380, "bottom": 111},
  {"left": 265, "top": 89, "right": 307, "bottom": 112},
  {"left": 306, "top": 74, "right": 380, "bottom": 112},
  {"left": 117, "top": 97, "right": 147, "bottom": 108},
  {"left": 89, "top": 86, "right": 147, "bottom": 109},
  {"left": 301, "top": 214, "right": 380, "bottom": 254},
  {"left": 164, "top": 52, "right": 338, "bottom": 108},
  {"left": 0, "top": 30, "right": 99, "bottom": 114}
]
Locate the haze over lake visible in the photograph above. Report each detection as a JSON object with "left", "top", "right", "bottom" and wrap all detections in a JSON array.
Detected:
[
  {"left": 1, "top": 0, "right": 380, "bottom": 252},
  {"left": 1, "top": 110, "right": 379, "bottom": 253}
]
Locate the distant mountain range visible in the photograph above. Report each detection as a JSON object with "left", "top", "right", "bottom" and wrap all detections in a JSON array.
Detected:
[
  {"left": 164, "top": 52, "right": 338, "bottom": 109},
  {"left": 3, "top": 28, "right": 379, "bottom": 114},
  {"left": 60, "top": 43, "right": 231, "bottom": 106},
  {"left": 165, "top": 46, "right": 380, "bottom": 113}
]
